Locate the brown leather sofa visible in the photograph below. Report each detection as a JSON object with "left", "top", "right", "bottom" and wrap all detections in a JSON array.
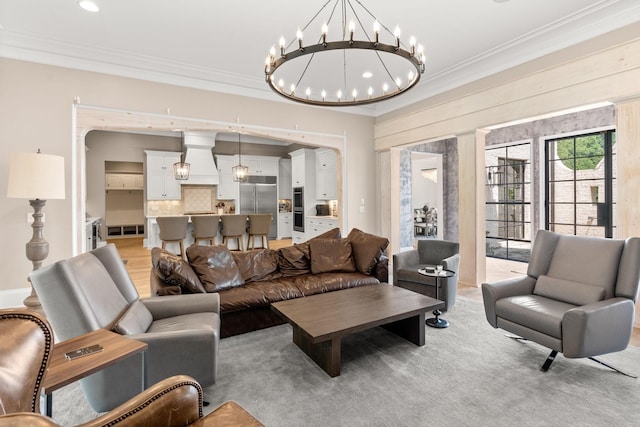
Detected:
[{"left": 151, "top": 228, "right": 390, "bottom": 337}]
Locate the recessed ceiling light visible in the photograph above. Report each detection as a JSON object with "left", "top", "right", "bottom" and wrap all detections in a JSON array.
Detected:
[
  {"left": 79, "top": 1, "right": 100, "bottom": 13},
  {"left": 362, "top": 71, "right": 373, "bottom": 78}
]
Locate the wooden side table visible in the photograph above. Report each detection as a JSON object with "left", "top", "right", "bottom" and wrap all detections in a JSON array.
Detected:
[{"left": 42, "top": 329, "right": 148, "bottom": 417}]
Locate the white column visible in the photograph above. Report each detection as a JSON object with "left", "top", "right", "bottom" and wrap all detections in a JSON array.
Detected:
[{"left": 457, "top": 129, "right": 489, "bottom": 287}]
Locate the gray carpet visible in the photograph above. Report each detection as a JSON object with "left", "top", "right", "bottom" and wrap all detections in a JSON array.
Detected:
[{"left": 52, "top": 297, "right": 640, "bottom": 426}]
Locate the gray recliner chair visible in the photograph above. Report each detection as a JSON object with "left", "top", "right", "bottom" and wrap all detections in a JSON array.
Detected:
[
  {"left": 393, "top": 240, "right": 460, "bottom": 326},
  {"left": 482, "top": 230, "right": 640, "bottom": 375},
  {"left": 30, "top": 244, "right": 221, "bottom": 412}
]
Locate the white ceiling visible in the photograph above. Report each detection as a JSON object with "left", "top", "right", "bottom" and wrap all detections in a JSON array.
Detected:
[{"left": 1, "top": 0, "right": 639, "bottom": 116}]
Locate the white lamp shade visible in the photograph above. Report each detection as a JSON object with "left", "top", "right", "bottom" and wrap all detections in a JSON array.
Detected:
[{"left": 7, "top": 151, "right": 66, "bottom": 199}]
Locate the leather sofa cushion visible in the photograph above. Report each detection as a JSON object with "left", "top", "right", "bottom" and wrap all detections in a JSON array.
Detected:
[
  {"left": 278, "top": 228, "right": 342, "bottom": 277},
  {"left": 220, "top": 272, "right": 379, "bottom": 312},
  {"left": 187, "top": 245, "right": 245, "bottom": 292},
  {"left": 495, "top": 295, "right": 575, "bottom": 339},
  {"left": 533, "top": 275, "right": 606, "bottom": 306},
  {"left": 310, "top": 238, "right": 356, "bottom": 274},
  {"left": 347, "top": 228, "right": 389, "bottom": 274},
  {"left": 152, "top": 247, "right": 205, "bottom": 294},
  {"left": 233, "top": 249, "right": 281, "bottom": 283},
  {"left": 113, "top": 300, "right": 153, "bottom": 335},
  {"left": 278, "top": 245, "right": 310, "bottom": 276}
]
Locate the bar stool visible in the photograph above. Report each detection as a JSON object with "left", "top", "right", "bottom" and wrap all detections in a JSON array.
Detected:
[
  {"left": 191, "top": 215, "right": 220, "bottom": 245},
  {"left": 220, "top": 215, "right": 247, "bottom": 251},
  {"left": 246, "top": 214, "right": 272, "bottom": 250},
  {"left": 156, "top": 216, "right": 189, "bottom": 258}
]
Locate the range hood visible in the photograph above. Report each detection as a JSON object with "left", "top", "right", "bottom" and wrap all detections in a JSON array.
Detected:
[{"left": 180, "top": 131, "right": 219, "bottom": 185}]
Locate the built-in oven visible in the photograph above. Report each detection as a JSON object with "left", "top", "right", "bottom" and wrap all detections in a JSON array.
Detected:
[{"left": 293, "top": 187, "right": 304, "bottom": 232}]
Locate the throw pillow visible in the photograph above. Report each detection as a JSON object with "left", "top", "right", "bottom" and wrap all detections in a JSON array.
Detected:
[
  {"left": 113, "top": 300, "right": 153, "bottom": 335},
  {"left": 151, "top": 247, "right": 205, "bottom": 294},
  {"left": 278, "top": 245, "right": 311, "bottom": 276},
  {"left": 278, "top": 228, "right": 342, "bottom": 276},
  {"left": 232, "top": 249, "right": 281, "bottom": 283},
  {"left": 309, "top": 238, "right": 356, "bottom": 274},
  {"left": 347, "top": 228, "right": 389, "bottom": 275},
  {"left": 186, "top": 244, "right": 245, "bottom": 292}
]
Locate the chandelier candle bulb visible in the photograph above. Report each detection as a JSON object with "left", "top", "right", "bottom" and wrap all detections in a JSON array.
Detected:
[
  {"left": 337, "top": 89, "right": 342, "bottom": 101},
  {"left": 306, "top": 87, "right": 311, "bottom": 98},
  {"left": 322, "top": 22, "right": 328, "bottom": 45},
  {"left": 410, "top": 36, "right": 416, "bottom": 55},
  {"left": 368, "top": 86, "right": 373, "bottom": 98},
  {"left": 352, "top": 88, "right": 357, "bottom": 100},
  {"left": 373, "top": 20, "right": 380, "bottom": 44},
  {"left": 280, "top": 37, "right": 286, "bottom": 56},
  {"left": 296, "top": 28, "right": 303, "bottom": 49},
  {"left": 394, "top": 26, "right": 401, "bottom": 49},
  {"left": 349, "top": 20, "right": 355, "bottom": 42}
]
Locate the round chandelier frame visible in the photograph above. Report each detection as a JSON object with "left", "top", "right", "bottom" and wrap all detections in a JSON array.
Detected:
[{"left": 265, "top": 0, "right": 426, "bottom": 107}]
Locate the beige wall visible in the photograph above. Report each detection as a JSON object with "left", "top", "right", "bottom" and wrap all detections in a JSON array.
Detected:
[
  {"left": 0, "top": 58, "right": 375, "bottom": 295},
  {"left": 376, "top": 25, "right": 640, "bottom": 289}
]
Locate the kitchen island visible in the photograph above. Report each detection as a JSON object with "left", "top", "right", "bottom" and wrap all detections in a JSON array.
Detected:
[{"left": 145, "top": 214, "right": 274, "bottom": 251}]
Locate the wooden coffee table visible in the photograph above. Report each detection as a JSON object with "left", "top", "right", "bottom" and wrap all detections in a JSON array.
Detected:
[{"left": 271, "top": 283, "right": 443, "bottom": 377}]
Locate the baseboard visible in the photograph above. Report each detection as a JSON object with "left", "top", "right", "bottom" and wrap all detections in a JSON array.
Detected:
[{"left": 0, "top": 288, "right": 30, "bottom": 309}]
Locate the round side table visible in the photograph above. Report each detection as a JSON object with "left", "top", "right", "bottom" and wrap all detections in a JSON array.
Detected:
[{"left": 417, "top": 267, "right": 455, "bottom": 328}]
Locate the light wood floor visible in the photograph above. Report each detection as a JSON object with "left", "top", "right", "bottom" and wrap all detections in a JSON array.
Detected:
[{"left": 109, "top": 237, "right": 639, "bottom": 347}]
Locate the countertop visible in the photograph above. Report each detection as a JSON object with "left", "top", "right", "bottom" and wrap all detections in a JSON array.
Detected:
[{"left": 306, "top": 215, "right": 338, "bottom": 220}]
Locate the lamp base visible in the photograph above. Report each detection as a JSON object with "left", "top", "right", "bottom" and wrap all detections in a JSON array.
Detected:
[{"left": 23, "top": 284, "right": 44, "bottom": 314}]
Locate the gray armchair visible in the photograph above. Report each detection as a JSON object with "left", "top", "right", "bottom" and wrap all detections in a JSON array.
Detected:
[
  {"left": 482, "top": 230, "right": 640, "bottom": 375},
  {"left": 393, "top": 240, "right": 460, "bottom": 326},
  {"left": 30, "top": 244, "right": 221, "bottom": 412}
]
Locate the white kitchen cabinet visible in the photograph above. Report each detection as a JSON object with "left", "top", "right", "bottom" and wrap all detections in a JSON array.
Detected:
[
  {"left": 106, "top": 173, "right": 143, "bottom": 190},
  {"left": 306, "top": 216, "right": 339, "bottom": 239},
  {"left": 279, "top": 159, "right": 292, "bottom": 199},
  {"left": 215, "top": 155, "right": 238, "bottom": 200},
  {"left": 145, "top": 151, "right": 181, "bottom": 200},
  {"left": 315, "top": 148, "right": 337, "bottom": 200},
  {"left": 243, "top": 156, "right": 279, "bottom": 176},
  {"left": 290, "top": 151, "right": 306, "bottom": 187},
  {"left": 278, "top": 213, "right": 292, "bottom": 239}
]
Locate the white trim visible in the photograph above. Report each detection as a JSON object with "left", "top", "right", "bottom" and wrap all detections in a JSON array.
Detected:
[{"left": 0, "top": 288, "right": 30, "bottom": 309}]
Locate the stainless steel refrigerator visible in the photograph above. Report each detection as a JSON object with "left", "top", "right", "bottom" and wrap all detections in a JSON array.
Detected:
[{"left": 239, "top": 176, "right": 278, "bottom": 239}]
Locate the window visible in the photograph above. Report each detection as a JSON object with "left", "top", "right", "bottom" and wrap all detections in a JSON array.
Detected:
[{"left": 546, "top": 130, "right": 616, "bottom": 238}]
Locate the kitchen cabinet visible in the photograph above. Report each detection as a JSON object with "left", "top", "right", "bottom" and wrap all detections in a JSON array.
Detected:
[
  {"left": 106, "top": 173, "right": 144, "bottom": 190},
  {"left": 243, "top": 156, "right": 279, "bottom": 176},
  {"left": 279, "top": 159, "right": 292, "bottom": 199},
  {"left": 306, "top": 216, "right": 339, "bottom": 239},
  {"left": 315, "top": 148, "right": 337, "bottom": 200},
  {"left": 289, "top": 148, "right": 316, "bottom": 189},
  {"left": 145, "top": 151, "right": 181, "bottom": 200},
  {"left": 215, "top": 155, "right": 238, "bottom": 200},
  {"left": 278, "top": 213, "right": 292, "bottom": 239}
]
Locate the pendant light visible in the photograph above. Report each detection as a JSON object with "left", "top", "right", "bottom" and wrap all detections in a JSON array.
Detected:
[{"left": 232, "top": 133, "right": 248, "bottom": 182}]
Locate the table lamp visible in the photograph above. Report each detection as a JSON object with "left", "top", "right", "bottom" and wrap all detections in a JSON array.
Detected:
[{"left": 7, "top": 150, "right": 65, "bottom": 312}]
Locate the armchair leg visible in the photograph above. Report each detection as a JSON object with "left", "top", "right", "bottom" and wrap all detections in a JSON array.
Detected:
[
  {"left": 505, "top": 334, "right": 527, "bottom": 342},
  {"left": 540, "top": 350, "right": 558, "bottom": 372},
  {"left": 588, "top": 357, "right": 637, "bottom": 378}
]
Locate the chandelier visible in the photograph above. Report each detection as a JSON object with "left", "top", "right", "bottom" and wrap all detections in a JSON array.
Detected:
[{"left": 265, "top": 0, "right": 425, "bottom": 107}]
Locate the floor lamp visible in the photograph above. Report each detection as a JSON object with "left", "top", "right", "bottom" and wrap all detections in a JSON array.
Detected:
[{"left": 7, "top": 150, "right": 65, "bottom": 312}]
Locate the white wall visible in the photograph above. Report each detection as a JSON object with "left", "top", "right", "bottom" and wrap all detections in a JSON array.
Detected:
[{"left": 0, "top": 58, "right": 376, "bottom": 297}]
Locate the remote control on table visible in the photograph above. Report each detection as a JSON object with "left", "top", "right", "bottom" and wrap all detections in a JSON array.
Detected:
[{"left": 65, "top": 344, "right": 104, "bottom": 360}]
